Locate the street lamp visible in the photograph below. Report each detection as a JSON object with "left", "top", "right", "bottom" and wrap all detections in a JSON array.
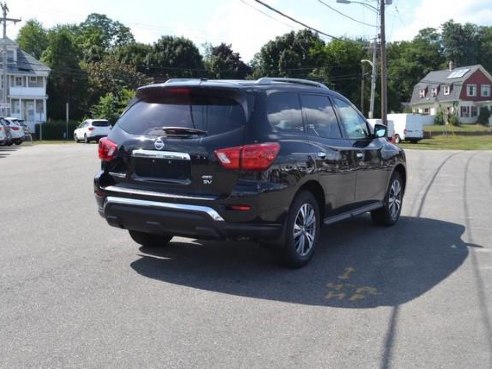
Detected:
[{"left": 337, "top": 0, "right": 391, "bottom": 125}]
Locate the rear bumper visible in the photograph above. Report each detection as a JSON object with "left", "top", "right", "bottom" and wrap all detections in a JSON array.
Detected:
[{"left": 96, "top": 195, "right": 282, "bottom": 241}]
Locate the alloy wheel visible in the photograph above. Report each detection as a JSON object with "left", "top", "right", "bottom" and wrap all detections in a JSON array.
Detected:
[{"left": 293, "top": 203, "right": 317, "bottom": 256}]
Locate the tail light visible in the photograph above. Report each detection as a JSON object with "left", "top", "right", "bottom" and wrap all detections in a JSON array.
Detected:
[
  {"left": 215, "top": 142, "right": 280, "bottom": 171},
  {"left": 88, "top": 127, "right": 95, "bottom": 131},
  {"left": 98, "top": 137, "right": 118, "bottom": 161},
  {"left": 11, "top": 126, "right": 19, "bottom": 131}
]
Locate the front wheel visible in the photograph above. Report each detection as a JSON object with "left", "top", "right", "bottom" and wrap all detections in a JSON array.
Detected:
[
  {"left": 129, "top": 230, "right": 173, "bottom": 247},
  {"left": 274, "top": 191, "right": 320, "bottom": 268},
  {"left": 371, "top": 172, "right": 403, "bottom": 226}
]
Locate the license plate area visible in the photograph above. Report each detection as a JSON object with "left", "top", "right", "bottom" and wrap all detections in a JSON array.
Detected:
[{"left": 132, "top": 149, "right": 191, "bottom": 183}]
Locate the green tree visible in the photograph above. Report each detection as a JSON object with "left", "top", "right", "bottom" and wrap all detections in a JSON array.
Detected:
[
  {"left": 91, "top": 88, "right": 135, "bottom": 124},
  {"left": 204, "top": 43, "right": 251, "bottom": 79},
  {"left": 112, "top": 42, "right": 152, "bottom": 74},
  {"left": 441, "top": 20, "right": 481, "bottom": 67},
  {"left": 148, "top": 36, "right": 204, "bottom": 82},
  {"left": 41, "top": 29, "right": 87, "bottom": 120},
  {"left": 86, "top": 54, "right": 150, "bottom": 107},
  {"left": 251, "top": 30, "right": 325, "bottom": 78},
  {"left": 16, "top": 19, "right": 49, "bottom": 59},
  {"left": 78, "top": 13, "right": 135, "bottom": 62}
]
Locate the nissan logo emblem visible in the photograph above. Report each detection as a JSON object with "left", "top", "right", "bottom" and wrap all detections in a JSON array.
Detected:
[{"left": 154, "top": 138, "right": 165, "bottom": 150}]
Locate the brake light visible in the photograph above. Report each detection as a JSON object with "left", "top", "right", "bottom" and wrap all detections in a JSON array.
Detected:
[
  {"left": 98, "top": 137, "right": 118, "bottom": 161},
  {"left": 88, "top": 127, "right": 95, "bottom": 131},
  {"left": 11, "top": 126, "right": 19, "bottom": 131},
  {"left": 215, "top": 142, "right": 280, "bottom": 171}
]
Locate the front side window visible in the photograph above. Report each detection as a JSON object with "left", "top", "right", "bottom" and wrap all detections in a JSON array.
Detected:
[
  {"left": 267, "top": 92, "right": 303, "bottom": 132},
  {"left": 333, "top": 98, "right": 370, "bottom": 139},
  {"left": 300, "top": 94, "right": 341, "bottom": 139}
]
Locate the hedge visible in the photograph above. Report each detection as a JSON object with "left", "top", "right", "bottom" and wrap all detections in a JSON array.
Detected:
[{"left": 34, "top": 121, "right": 80, "bottom": 140}]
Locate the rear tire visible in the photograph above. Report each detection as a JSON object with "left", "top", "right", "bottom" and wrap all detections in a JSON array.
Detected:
[
  {"left": 129, "top": 230, "right": 173, "bottom": 247},
  {"left": 274, "top": 191, "right": 320, "bottom": 268},
  {"left": 371, "top": 172, "right": 403, "bottom": 226}
]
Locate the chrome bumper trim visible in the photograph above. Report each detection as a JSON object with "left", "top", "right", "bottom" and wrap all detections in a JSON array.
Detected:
[
  {"left": 132, "top": 149, "right": 191, "bottom": 161},
  {"left": 102, "top": 185, "right": 217, "bottom": 201},
  {"left": 104, "top": 196, "right": 225, "bottom": 222}
]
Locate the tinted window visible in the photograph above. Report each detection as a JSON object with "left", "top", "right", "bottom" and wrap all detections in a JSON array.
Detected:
[
  {"left": 267, "top": 92, "right": 303, "bottom": 132},
  {"left": 301, "top": 94, "right": 341, "bottom": 139},
  {"left": 117, "top": 88, "right": 246, "bottom": 136},
  {"left": 92, "top": 120, "right": 110, "bottom": 127},
  {"left": 333, "top": 98, "right": 370, "bottom": 139}
]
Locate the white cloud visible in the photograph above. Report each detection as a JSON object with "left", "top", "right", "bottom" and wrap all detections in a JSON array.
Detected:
[{"left": 393, "top": 0, "right": 492, "bottom": 41}]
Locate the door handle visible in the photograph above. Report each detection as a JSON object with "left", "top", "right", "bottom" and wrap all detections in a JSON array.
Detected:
[{"left": 317, "top": 152, "right": 327, "bottom": 159}]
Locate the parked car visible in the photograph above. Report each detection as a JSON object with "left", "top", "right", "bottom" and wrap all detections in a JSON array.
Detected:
[
  {"left": 74, "top": 119, "right": 112, "bottom": 143},
  {"left": 0, "top": 119, "right": 7, "bottom": 146},
  {"left": 4, "top": 117, "right": 31, "bottom": 142},
  {"left": 94, "top": 78, "right": 406, "bottom": 268},
  {"left": 1, "top": 117, "right": 24, "bottom": 145},
  {"left": 0, "top": 118, "right": 13, "bottom": 146}
]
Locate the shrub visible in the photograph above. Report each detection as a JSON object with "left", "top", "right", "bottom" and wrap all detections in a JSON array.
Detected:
[
  {"left": 34, "top": 121, "right": 80, "bottom": 140},
  {"left": 448, "top": 113, "right": 460, "bottom": 126},
  {"left": 434, "top": 110, "right": 445, "bottom": 125},
  {"left": 477, "top": 106, "right": 491, "bottom": 126}
]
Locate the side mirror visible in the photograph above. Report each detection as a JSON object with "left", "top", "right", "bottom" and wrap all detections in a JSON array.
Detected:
[{"left": 374, "top": 123, "right": 387, "bottom": 138}]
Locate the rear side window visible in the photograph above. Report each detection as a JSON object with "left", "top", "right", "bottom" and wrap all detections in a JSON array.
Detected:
[
  {"left": 117, "top": 88, "right": 246, "bottom": 136},
  {"left": 301, "top": 94, "right": 342, "bottom": 139},
  {"left": 267, "top": 92, "right": 303, "bottom": 132},
  {"left": 92, "top": 120, "right": 110, "bottom": 127}
]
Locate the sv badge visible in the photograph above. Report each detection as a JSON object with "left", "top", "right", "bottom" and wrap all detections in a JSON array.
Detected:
[{"left": 202, "top": 175, "right": 213, "bottom": 185}]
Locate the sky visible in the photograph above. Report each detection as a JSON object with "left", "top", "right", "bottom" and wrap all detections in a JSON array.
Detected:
[{"left": 5, "top": 0, "right": 492, "bottom": 62}]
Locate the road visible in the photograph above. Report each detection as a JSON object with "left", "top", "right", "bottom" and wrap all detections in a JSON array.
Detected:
[{"left": 1, "top": 143, "right": 491, "bottom": 369}]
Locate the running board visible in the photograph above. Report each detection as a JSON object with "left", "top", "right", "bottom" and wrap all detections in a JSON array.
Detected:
[{"left": 323, "top": 202, "right": 383, "bottom": 225}]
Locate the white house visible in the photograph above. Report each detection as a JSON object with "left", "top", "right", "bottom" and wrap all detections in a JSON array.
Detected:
[{"left": 1, "top": 37, "right": 50, "bottom": 131}]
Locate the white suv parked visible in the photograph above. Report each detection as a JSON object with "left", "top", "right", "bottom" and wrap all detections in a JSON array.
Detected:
[
  {"left": 74, "top": 119, "right": 111, "bottom": 143},
  {"left": 2, "top": 117, "right": 24, "bottom": 145}
]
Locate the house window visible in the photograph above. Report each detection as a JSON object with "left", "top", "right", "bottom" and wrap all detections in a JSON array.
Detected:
[
  {"left": 431, "top": 87, "right": 438, "bottom": 97},
  {"left": 419, "top": 89, "right": 426, "bottom": 98},
  {"left": 471, "top": 106, "right": 478, "bottom": 117},
  {"left": 443, "top": 85, "right": 451, "bottom": 95},
  {"left": 461, "top": 106, "right": 470, "bottom": 117},
  {"left": 467, "top": 84, "right": 477, "bottom": 97},
  {"left": 481, "top": 85, "right": 491, "bottom": 97},
  {"left": 29, "top": 76, "right": 37, "bottom": 84},
  {"left": 423, "top": 108, "right": 429, "bottom": 115},
  {"left": 15, "top": 77, "right": 23, "bottom": 86}
]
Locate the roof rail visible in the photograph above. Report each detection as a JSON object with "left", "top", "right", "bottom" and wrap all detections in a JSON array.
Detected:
[{"left": 256, "top": 77, "right": 329, "bottom": 90}]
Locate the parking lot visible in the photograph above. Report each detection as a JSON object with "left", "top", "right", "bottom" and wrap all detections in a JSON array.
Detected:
[{"left": 1, "top": 143, "right": 491, "bottom": 369}]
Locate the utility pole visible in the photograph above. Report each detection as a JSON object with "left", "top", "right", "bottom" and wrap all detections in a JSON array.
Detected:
[
  {"left": 360, "top": 62, "right": 365, "bottom": 115},
  {"left": 0, "top": 2, "right": 20, "bottom": 116},
  {"left": 379, "top": 0, "right": 387, "bottom": 125}
]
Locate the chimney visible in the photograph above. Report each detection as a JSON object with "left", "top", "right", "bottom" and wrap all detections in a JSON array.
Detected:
[{"left": 448, "top": 61, "right": 454, "bottom": 71}]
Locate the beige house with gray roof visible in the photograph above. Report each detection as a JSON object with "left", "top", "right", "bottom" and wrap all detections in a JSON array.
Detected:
[{"left": 1, "top": 37, "right": 50, "bottom": 131}]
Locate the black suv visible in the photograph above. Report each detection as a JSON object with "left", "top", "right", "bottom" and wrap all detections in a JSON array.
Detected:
[{"left": 94, "top": 78, "right": 406, "bottom": 267}]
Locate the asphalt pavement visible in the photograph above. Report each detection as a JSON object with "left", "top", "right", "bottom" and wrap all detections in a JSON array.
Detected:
[{"left": 0, "top": 143, "right": 491, "bottom": 369}]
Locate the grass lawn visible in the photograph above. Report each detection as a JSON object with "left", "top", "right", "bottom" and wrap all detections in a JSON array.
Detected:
[
  {"left": 424, "top": 124, "right": 492, "bottom": 133},
  {"left": 399, "top": 134, "right": 492, "bottom": 150}
]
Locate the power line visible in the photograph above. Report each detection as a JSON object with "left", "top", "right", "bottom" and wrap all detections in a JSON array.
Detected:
[
  {"left": 253, "top": 0, "right": 339, "bottom": 40},
  {"left": 239, "top": 0, "right": 295, "bottom": 31},
  {"left": 317, "top": 0, "right": 378, "bottom": 28}
]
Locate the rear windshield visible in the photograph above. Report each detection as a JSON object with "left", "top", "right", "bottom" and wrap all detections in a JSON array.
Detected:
[
  {"left": 92, "top": 120, "right": 110, "bottom": 127},
  {"left": 117, "top": 88, "right": 247, "bottom": 136}
]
